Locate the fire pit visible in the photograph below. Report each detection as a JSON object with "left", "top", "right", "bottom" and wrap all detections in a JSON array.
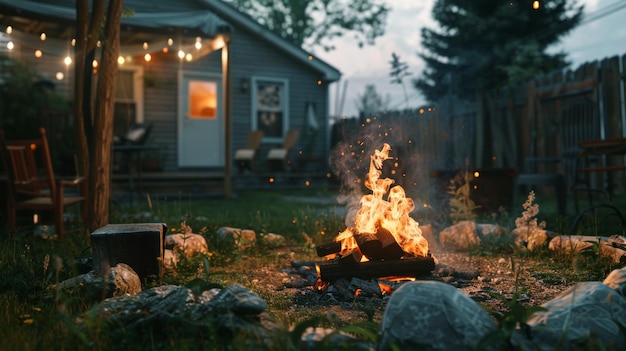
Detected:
[{"left": 315, "top": 143, "right": 435, "bottom": 285}]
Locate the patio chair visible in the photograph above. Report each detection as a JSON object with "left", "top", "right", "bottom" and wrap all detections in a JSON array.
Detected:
[
  {"left": 0, "top": 128, "right": 87, "bottom": 237},
  {"left": 266, "top": 129, "right": 300, "bottom": 172},
  {"left": 234, "top": 130, "right": 264, "bottom": 173},
  {"left": 113, "top": 123, "right": 153, "bottom": 173}
]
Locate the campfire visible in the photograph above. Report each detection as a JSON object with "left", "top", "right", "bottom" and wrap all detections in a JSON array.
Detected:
[{"left": 315, "top": 143, "right": 435, "bottom": 285}]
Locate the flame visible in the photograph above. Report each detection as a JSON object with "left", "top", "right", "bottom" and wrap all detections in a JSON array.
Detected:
[
  {"left": 314, "top": 264, "right": 330, "bottom": 291},
  {"left": 378, "top": 282, "right": 392, "bottom": 295},
  {"left": 333, "top": 143, "right": 429, "bottom": 258}
]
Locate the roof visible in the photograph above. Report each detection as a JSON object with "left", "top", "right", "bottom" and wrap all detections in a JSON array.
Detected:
[{"left": 0, "top": 0, "right": 341, "bottom": 82}]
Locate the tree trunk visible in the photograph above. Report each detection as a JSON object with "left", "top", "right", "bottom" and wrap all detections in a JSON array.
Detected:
[
  {"left": 74, "top": 0, "right": 106, "bottom": 233},
  {"left": 89, "top": 0, "right": 123, "bottom": 231},
  {"left": 74, "top": 0, "right": 122, "bottom": 233}
]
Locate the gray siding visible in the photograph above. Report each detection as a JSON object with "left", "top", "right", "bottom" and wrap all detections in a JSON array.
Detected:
[{"left": 11, "top": 21, "right": 333, "bottom": 173}]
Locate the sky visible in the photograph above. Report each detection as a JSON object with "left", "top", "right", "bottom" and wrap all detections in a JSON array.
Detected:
[{"left": 314, "top": 0, "right": 626, "bottom": 118}]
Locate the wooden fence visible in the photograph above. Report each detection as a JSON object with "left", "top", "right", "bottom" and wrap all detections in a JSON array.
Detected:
[{"left": 331, "top": 52, "right": 626, "bottom": 210}]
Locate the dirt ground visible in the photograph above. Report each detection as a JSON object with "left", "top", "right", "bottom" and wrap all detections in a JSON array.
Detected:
[{"left": 225, "top": 243, "right": 588, "bottom": 325}]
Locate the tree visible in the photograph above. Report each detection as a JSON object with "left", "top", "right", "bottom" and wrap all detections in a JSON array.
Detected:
[
  {"left": 389, "top": 52, "right": 411, "bottom": 109},
  {"left": 354, "top": 84, "right": 390, "bottom": 118},
  {"left": 73, "top": 0, "right": 124, "bottom": 232},
  {"left": 415, "top": 0, "right": 583, "bottom": 166},
  {"left": 223, "top": 0, "right": 389, "bottom": 51}
]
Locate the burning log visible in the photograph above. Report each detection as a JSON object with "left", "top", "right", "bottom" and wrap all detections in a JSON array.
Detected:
[
  {"left": 317, "top": 256, "right": 435, "bottom": 282},
  {"left": 315, "top": 241, "right": 342, "bottom": 257},
  {"left": 354, "top": 226, "right": 404, "bottom": 260},
  {"left": 315, "top": 227, "right": 405, "bottom": 260}
]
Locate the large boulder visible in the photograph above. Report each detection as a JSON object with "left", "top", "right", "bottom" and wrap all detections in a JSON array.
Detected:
[
  {"left": 377, "top": 280, "right": 497, "bottom": 351},
  {"left": 84, "top": 284, "right": 272, "bottom": 347},
  {"left": 521, "top": 281, "right": 626, "bottom": 350}
]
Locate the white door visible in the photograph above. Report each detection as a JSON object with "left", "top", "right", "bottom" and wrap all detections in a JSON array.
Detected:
[{"left": 178, "top": 72, "right": 223, "bottom": 167}]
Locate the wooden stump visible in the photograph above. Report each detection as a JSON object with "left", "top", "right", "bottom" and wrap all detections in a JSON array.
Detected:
[{"left": 91, "top": 223, "right": 167, "bottom": 283}]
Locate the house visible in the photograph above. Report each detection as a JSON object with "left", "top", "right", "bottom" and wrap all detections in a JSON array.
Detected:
[{"left": 0, "top": 0, "right": 340, "bottom": 178}]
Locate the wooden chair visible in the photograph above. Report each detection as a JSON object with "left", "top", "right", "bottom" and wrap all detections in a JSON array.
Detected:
[
  {"left": 0, "top": 128, "right": 87, "bottom": 237},
  {"left": 266, "top": 129, "right": 300, "bottom": 172},
  {"left": 234, "top": 130, "right": 264, "bottom": 173}
]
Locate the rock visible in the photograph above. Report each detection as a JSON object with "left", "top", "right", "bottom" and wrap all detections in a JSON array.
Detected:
[
  {"left": 377, "top": 280, "right": 497, "bottom": 351},
  {"left": 300, "top": 327, "right": 372, "bottom": 351},
  {"left": 208, "top": 283, "right": 267, "bottom": 314},
  {"left": 216, "top": 226, "right": 257, "bottom": 250},
  {"left": 548, "top": 235, "right": 626, "bottom": 264},
  {"left": 163, "top": 232, "right": 209, "bottom": 269},
  {"left": 163, "top": 248, "right": 177, "bottom": 268},
  {"left": 165, "top": 232, "right": 209, "bottom": 256},
  {"left": 439, "top": 221, "right": 504, "bottom": 250},
  {"left": 261, "top": 233, "right": 286, "bottom": 248},
  {"left": 512, "top": 227, "right": 553, "bottom": 251},
  {"left": 522, "top": 281, "right": 626, "bottom": 351},
  {"left": 603, "top": 266, "right": 626, "bottom": 296},
  {"left": 57, "top": 263, "right": 141, "bottom": 302},
  {"left": 439, "top": 220, "right": 480, "bottom": 250},
  {"left": 87, "top": 284, "right": 272, "bottom": 347},
  {"left": 548, "top": 235, "right": 603, "bottom": 253}
]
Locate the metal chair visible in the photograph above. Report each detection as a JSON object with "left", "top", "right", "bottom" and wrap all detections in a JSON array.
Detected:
[{"left": 0, "top": 128, "right": 87, "bottom": 237}]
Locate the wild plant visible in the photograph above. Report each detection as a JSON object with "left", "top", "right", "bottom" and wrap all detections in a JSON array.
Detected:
[
  {"left": 448, "top": 168, "right": 480, "bottom": 223},
  {"left": 515, "top": 191, "right": 546, "bottom": 233}
]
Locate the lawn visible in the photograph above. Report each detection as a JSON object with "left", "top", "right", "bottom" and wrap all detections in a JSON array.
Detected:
[{"left": 0, "top": 187, "right": 623, "bottom": 350}]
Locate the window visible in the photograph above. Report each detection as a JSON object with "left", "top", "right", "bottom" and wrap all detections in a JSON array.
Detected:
[
  {"left": 187, "top": 80, "right": 217, "bottom": 119},
  {"left": 251, "top": 77, "right": 289, "bottom": 142},
  {"left": 114, "top": 66, "right": 144, "bottom": 136}
]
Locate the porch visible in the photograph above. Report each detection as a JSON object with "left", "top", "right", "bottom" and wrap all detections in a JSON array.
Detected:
[{"left": 111, "top": 170, "right": 337, "bottom": 202}]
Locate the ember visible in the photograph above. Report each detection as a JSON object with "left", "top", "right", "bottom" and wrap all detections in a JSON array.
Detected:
[{"left": 316, "top": 143, "right": 434, "bottom": 284}]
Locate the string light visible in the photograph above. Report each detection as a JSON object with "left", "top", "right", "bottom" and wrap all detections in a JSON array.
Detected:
[
  {"left": 3, "top": 25, "right": 221, "bottom": 76},
  {"left": 533, "top": 1, "right": 540, "bottom": 10}
]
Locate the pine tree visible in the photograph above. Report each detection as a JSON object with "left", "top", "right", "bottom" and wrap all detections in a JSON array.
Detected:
[
  {"left": 415, "top": 0, "right": 583, "bottom": 167},
  {"left": 416, "top": 0, "right": 583, "bottom": 102}
]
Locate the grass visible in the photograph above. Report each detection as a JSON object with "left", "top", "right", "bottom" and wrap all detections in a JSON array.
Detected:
[{"left": 0, "top": 187, "right": 624, "bottom": 350}]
